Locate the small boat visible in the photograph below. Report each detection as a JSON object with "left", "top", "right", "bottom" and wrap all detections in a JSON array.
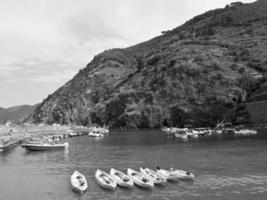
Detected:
[
  {"left": 235, "top": 129, "right": 257, "bottom": 136},
  {"left": 140, "top": 167, "right": 167, "bottom": 185},
  {"left": 0, "top": 138, "right": 19, "bottom": 152},
  {"left": 70, "top": 171, "right": 88, "bottom": 193},
  {"left": 110, "top": 168, "right": 134, "bottom": 189},
  {"left": 68, "top": 130, "right": 78, "bottom": 137},
  {"left": 170, "top": 168, "right": 195, "bottom": 181},
  {"left": 174, "top": 133, "right": 188, "bottom": 141},
  {"left": 186, "top": 130, "right": 199, "bottom": 139},
  {"left": 88, "top": 130, "right": 104, "bottom": 137},
  {"left": 21, "top": 142, "right": 68, "bottom": 151},
  {"left": 127, "top": 168, "right": 154, "bottom": 189},
  {"left": 156, "top": 167, "right": 179, "bottom": 181},
  {"left": 95, "top": 169, "right": 116, "bottom": 190}
]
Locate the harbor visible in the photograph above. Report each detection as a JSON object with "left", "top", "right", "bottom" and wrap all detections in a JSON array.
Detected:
[{"left": 0, "top": 129, "right": 267, "bottom": 200}]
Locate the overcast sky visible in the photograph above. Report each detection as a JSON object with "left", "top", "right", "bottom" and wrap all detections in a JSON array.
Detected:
[{"left": 0, "top": 0, "right": 255, "bottom": 108}]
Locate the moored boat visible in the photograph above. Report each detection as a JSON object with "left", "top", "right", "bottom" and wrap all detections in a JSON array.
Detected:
[
  {"left": 110, "top": 168, "right": 134, "bottom": 189},
  {"left": 127, "top": 168, "right": 154, "bottom": 189},
  {"left": 140, "top": 167, "right": 167, "bottom": 185},
  {"left": 234, "top": 129, "right": 258, "bottom": 137},
  {"left": 88, "top": 130, "right": 104, "bottom": 137},
  {"left": 0, "top": 139, "right": 19, "bottom": 152},
  {"left": 156, "top": 167, "right": 179, "bottom": 181},
  {"left": 95, "top": 169, "right": 116, "bottom": 190},
  {"left": 170, "top": 168, "right": 195, "bottom": 181},
  {"left": 70, "top": 170, "right": 88, "bottom": 193},
  {"left": 21, "top": 142, "right": 68, "bottom": 151},
  {"left": 174, "top": 133, "right": 188, "bottom": 141},
  {"left": 68, "top": 130, "right": 78, "bottom": 137}
]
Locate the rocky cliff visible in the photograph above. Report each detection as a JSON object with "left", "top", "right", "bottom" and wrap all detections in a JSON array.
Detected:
[{"left": 30, "top": 0, "right": 267, "bottom": 128}]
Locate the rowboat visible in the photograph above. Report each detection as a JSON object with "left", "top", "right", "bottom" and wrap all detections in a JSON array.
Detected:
[
  {"left": 156, "top": 167, "right": 179, "bottom": 181},
  {"left": 21, "top": 142, "right": 68, "bottom": 151},
  {"left": 170, "top": 168, "right": 195, "bottom": 180},
  {"left": 140, "top": 167, "right": 167, "bottom": 185},
  {"left": 70, "top": 171, "right": 88, "bottom": 193},
  {"left": 95, "top": 169, "right": 116, "bottom": 190},
  {"left": 127, "top": 168, "right": 154, "bottom": 189},
  {"left": 110, "top": 168, "right": 134, "bottom": 189}
]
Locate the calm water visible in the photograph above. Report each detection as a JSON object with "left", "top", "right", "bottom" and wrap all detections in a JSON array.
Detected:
[{"left": 1, "top": 130, "right": 267, "bottom": 200}]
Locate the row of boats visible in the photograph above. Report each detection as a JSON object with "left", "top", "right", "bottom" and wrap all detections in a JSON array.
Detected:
[
  {"left": 68, "top": 127, "right": 108, "bottom": 138},
  {"left": 162, "top": 127, "right": 258, "bottom": 141},
  {"left": 20, "top": 127, "right": 110, "bottom": 151},
  {"left": 71, "top": 167, "right": 195, "bottom": 193}
]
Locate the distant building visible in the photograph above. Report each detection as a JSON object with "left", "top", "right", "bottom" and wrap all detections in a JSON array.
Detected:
[{"left": 230, "top": 2, "right": 243, "bottom": 7}]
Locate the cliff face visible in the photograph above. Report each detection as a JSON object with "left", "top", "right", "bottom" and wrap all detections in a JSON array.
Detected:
[{"left": 30, "top": 0, "right": 267, "bottom": 128}]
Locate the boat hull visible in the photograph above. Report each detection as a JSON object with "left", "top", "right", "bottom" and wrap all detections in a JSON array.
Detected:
[
  {"left": 110, "top": 168, "right": 134, "bottom": 189},
  {"left": 70, "top": 171, "right": 88, "bottom": 193},
  {"left": 95, "top": 169, "right": 116, "bottom": 190},
  {"left": 140, "top": 168, "right": 167, "bottom": 185},
  {"left": 127, "top": 168, "right": 153, "bottom": 189},
  {"left": 22, "top": 143, "right": 68, "bottom": 151},
  {"left": 170, "top": 168, "right": 195, "bottom": 181},
  {"left": 157, "top": 169, "right": 179, "bottom": 181},
  {"left": 0, "top": 140, "right": 19, "bottom": 151}
]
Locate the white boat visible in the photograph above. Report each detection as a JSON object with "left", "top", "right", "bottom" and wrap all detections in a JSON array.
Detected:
[
  {"left": 140, "top": 167, "right": 167, "bottom": 185},
  {"left": 88, "top": 130, "right": 104, "bottom": 137},
  {"left": 21, "top": 142, "right": 68, "bottom": 151},
  {"left": 156, "top": 167, "right": 179, "bottom": 181},
  {"left": 70, "top": 171, "right": 88, "bottom": 193},
  {"left": 174, "top": 133, "right": 188, "bottom": 141},
  {"left": 127, "top": 168, "right": 154, "bottom": 189},
  {"left": 186, "top": 130, "right": 199, "bottom": 139},
  {"left": 235, "top": 129, "right": 257, "bottom": 136},
  {"left": 68, "top": 130, "right": 78, "bottom": 137},
  {"left": 110, "top": 168, "right": 134, "bottom": 189},
  {"left": 170, "top": 168, "right": 195, "bottom": 181},
  {"left": 95, "top": 169, "right": 116, "bottom": 190}
]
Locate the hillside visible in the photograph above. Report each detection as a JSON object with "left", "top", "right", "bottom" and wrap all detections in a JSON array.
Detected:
[
  {"left": 30, "top": 0, "right": 267, "bottom": 128},
  {"left": 0, "top": 105, "right": 38, "bottom": 124}
]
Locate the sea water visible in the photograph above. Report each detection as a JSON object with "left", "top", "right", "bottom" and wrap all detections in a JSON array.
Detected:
[{"left": 0, "top": 129, "right": 267, "bottom": 200}]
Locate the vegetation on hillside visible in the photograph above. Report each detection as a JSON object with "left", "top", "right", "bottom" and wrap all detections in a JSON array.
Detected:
[{"left": 29, "top": 0, "right": 267, "bottom": 128}]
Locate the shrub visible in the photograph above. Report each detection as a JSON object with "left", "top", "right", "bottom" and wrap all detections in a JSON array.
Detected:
[
  {"left": 230, "top": 64, "right": 238, "bottom": 71},
  {"left": 147, "top": 55, "right": 161, "bottom": 65}
]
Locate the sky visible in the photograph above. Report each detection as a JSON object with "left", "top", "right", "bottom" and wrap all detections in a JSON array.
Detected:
[{"left": 0, "top": 0, "right": 255, "bottom": 108}]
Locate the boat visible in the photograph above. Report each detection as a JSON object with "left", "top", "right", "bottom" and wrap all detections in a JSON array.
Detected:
[
  {"left": 140, "top": 167, "right": 167, "bottom": 185},
  {"left": 110, "top": 168, "right": 134, "bottom": 189},
  {"left": 186, "top": 130, "right": 199, "bottom": 139},
  {"left": 0, "top": 138, "right": 19, "bottom": 152},
  {"left": 88, "top": 130, "right": 104, "bottom": 137},
  {"left": 68, "top": 130, "right": 78, "bottom": 137},
  {"left": 174, "top": 133, "right": 188, "bottom": 141},
  {"left": 156, "top": 167, "right": 179, "bottom": 181},
  {"left": 170, "top": 168, "right": 195, "bottom": 181},
  {"left": 70, "top": 171, "right": 88, "bottom": 193},
  {"left": 235, "top": 129, "right": 258, "bottom": 137},
  {"left": 127, "top": 168, "right": 154, "bottom": 189},
  {"left": 95, "top": 169, "right": 116, "bottom": 190},
  {"left": 21, "top": 142, "right": 68, "bottom": 151}
]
